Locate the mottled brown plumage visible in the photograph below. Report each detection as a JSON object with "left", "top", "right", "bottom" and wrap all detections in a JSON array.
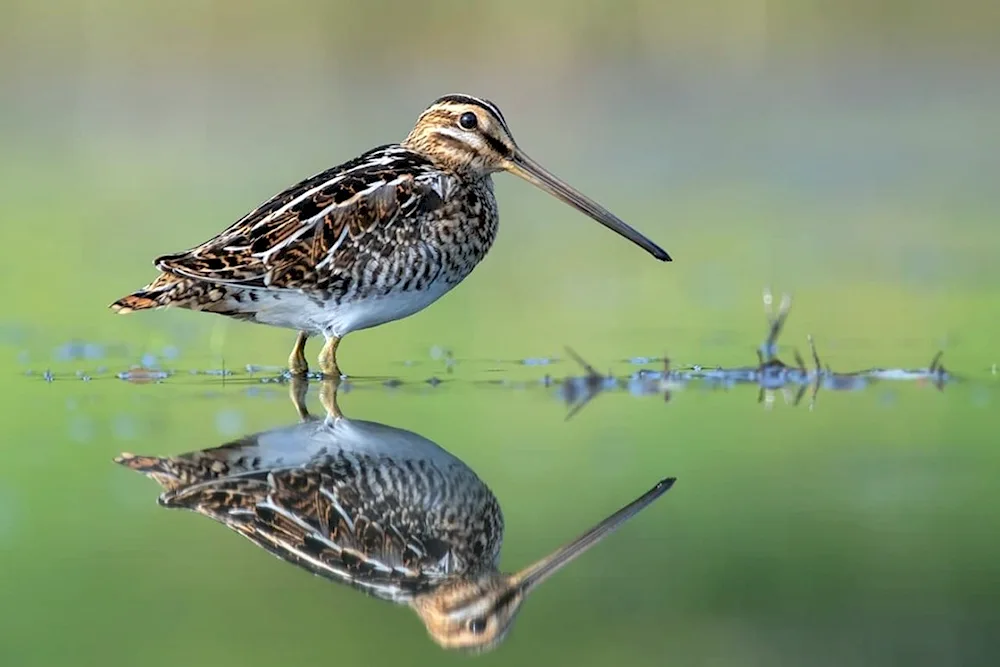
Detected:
[
  {"left": 111, "top": 94, "right": 671, "bottom": 376},
  {"left": 116, "top": 378, "right": 676, "bottom": 653}
]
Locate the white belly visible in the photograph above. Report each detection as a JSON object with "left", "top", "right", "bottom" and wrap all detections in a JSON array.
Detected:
[
  {"left": 246, "top": 279, "right": 456, "bottom": 337},
  {"left": 221, "top": 415, "right": 467, "bottom": 470}
]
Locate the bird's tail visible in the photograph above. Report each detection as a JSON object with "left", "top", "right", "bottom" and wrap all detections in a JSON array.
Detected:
[
  {"left": 115, "top": 451, "right": 268, "bottom": 516},
  {"left": 114, "top": 452, "right": 193, "bottom": 491},
  {"left": 109, "top": 272, "right": 197, "bottom": 313}
]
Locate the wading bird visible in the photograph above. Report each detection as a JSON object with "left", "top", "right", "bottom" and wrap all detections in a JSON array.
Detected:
[{"left": 111, "top": 94, "right": 670, "bottom": 376}]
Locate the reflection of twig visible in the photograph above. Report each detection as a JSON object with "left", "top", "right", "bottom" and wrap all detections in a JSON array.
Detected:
[
  {"left": 927, "top": 351, "right": 947, "bottom": 391},
  {"left": 662, "top": 357, "right": 673, "bottom": 403},
  {"left": 554, "top": 290, "right": 953, "bottom": 414},
  {"left": 561, "top": 347, "right": 614, "bottom": 421},
  {"left": 800, "top": 335, "right": 871, "bottom": 410},
  {"left": 807, "top": 335, "right": 823, "bottom": 371}
]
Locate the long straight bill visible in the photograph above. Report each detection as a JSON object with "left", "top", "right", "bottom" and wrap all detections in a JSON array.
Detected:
[
  {"left": 505, "top": 150, "right": 672, "bottom": 261},
  {"left": 514, "top": 477, "right": 676, "bottom": 594}
]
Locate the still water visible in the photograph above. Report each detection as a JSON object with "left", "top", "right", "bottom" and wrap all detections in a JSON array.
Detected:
[
  {"left": 4, "top": 287, "right": 997, "bottom": 666},
  {"left": 115, "top": 376, "right": 677, "bottom": 654}
]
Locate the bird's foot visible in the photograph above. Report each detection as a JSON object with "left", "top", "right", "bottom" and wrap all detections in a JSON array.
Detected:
[{"left": 318, "top": 336, "right": 342, "bottom": 380}]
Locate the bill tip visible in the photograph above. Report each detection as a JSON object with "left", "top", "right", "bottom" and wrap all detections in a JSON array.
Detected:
[{"left": 650, "top": 246, "right": 672, "bottom": 261}]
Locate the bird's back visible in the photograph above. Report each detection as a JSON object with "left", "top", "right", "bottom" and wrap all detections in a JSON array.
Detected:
[{"left": 154, "top": 145, "right": 497, "bottom": 295}]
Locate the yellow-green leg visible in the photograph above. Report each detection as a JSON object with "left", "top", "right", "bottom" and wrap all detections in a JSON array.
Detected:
[
  {"left": 319, "top": 378, "right": 342, "bottom": 420},
  {"left": 318, "top": 336, "right": 342, "bottom": 379},
  {"left": 288, "top": 331, "right": 310, "bottom": 375}
]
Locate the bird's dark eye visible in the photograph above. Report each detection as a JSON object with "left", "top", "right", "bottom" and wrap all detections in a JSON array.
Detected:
[
  {"left": 467, "top": 618, "right": 488, "bottom": 634},
  {"left": 459, "top": 112, "right": 478, "bottom": 130}
]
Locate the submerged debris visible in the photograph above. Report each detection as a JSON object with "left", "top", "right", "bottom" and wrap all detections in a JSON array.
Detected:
[
  {"left": 117, "top": 368, "right": 170, "bottom": 384},
  {"left": 555, "top": 289, "right": 952, "bottom": 417}
]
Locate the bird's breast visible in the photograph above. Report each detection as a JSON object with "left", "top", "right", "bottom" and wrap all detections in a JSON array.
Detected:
[{"left": 426, "top": 179, "right": 499, "bottom": 275}]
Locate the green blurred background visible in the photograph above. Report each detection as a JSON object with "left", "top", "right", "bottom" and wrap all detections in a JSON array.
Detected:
[{"left": 2, "top": 1, "right": 998, "bottom": 665}]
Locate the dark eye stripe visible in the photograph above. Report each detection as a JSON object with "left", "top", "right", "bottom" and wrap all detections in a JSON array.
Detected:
[
  {"left": 434, "top": 129, "right": 510, "bottom": 159},
  {"left": 482, "top": 133, "right": 512, "bottom": 158},
  {"left": 493, "top": 587, "right": 520, "bottom": 614}
]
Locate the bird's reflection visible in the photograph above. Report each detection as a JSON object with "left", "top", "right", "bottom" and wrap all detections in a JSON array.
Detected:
[{"left": 116, "top": 377, "right": 674, "bottom": 653}]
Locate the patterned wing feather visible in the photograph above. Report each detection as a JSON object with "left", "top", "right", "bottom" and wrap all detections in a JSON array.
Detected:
[
  {"left": 161, "top": 464, "right": 456, "bottom": 601},
  {"left": 154, "top": 146, "right": 448, "bottom": 292}
]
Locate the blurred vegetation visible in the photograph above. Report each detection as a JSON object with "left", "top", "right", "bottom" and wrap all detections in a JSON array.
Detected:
[{"left": 3, "top": 0, "right": 1000, "bottom": 70}]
